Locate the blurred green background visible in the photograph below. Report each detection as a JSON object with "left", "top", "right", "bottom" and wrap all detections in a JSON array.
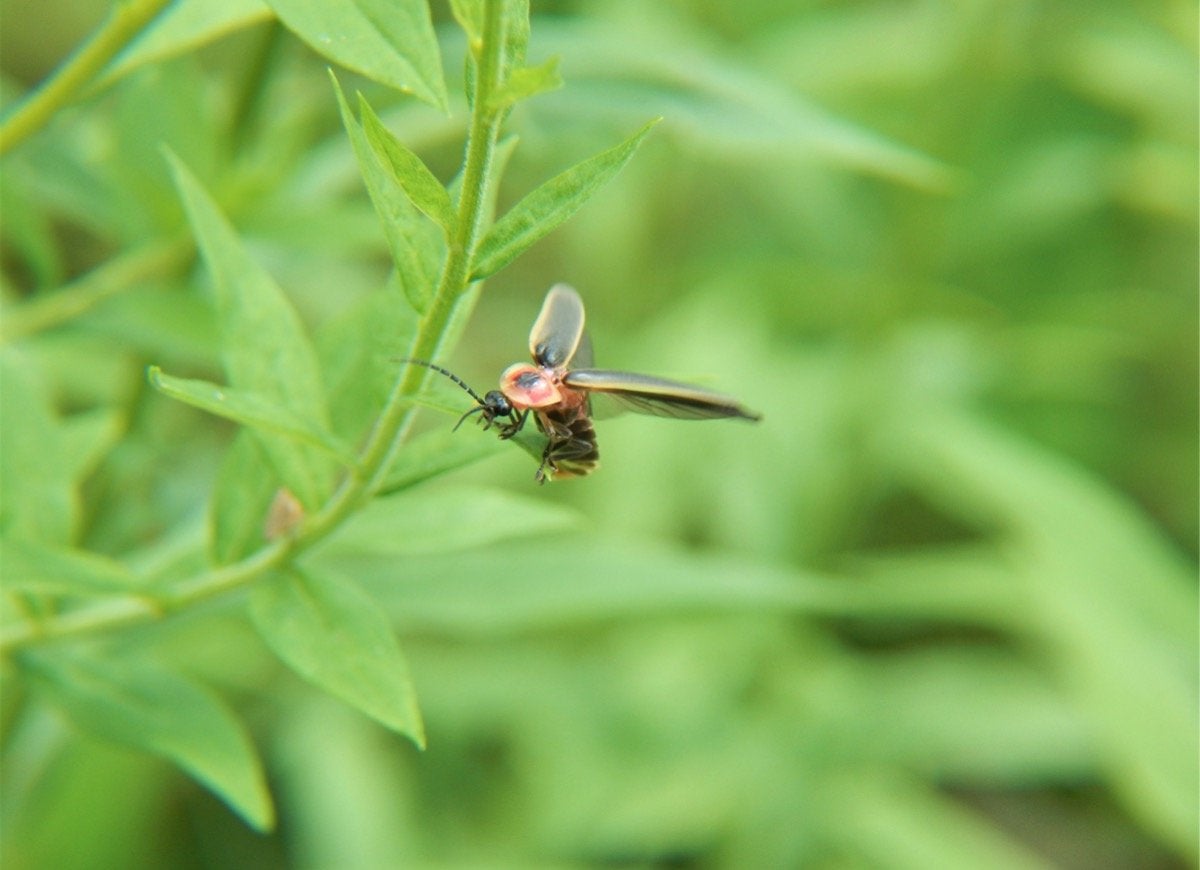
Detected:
[{"left": 1, "top": 0, "right": 1196, "bottom": 867}]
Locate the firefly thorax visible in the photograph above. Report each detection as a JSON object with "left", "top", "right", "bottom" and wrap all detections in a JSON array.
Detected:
[{"left": 499, "top": 364, "right": 565, "bottom": 410}]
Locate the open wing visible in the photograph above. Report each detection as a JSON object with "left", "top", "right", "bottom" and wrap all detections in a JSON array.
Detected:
[
  {"left": 529, "top": 284, "right": 586, "bottom": 369},
  {"left": 563, "top": 369, "right": 762, "bottom": 421}
]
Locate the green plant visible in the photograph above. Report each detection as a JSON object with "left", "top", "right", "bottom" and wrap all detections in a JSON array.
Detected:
[
  {"left": 1, "top": 0, "right": 665, "bottom": 828},
  {"left": 2, "top": 1, "right": 1195, "bottom": 867}
]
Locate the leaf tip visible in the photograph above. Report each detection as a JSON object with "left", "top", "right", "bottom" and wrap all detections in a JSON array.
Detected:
[
  {"left": 407, "top": 717, "right": 428, "bottom": 751},
  {"left": 243, "top": 791, "right": 277, "bottom": 833},
  {"left": 161, "top": 147, "right": 204, "bottom": 210},
  {"left": 159, "top": 145, "right": 187, "bottom": 182}
]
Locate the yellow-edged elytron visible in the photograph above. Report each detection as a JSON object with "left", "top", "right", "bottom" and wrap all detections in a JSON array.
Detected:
[{"left": 408, "top": 284, "right": 762, "bottom": 482}]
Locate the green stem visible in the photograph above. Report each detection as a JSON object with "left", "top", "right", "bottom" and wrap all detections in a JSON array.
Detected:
[
  {"left": 357, "top": 0, "right": 507, "bottom": 497},
  {"left": 3, "top": 541, "right": 293, "bottom": 648},
  {"left": 0, "top": 0, "right": 174, "bottom": 157},
  {"left": 0, "top": 0, "right": 512, "bottom": 655}
]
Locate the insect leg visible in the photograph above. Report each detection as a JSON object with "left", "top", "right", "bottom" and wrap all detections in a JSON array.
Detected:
[
  {"left": 534, "top": 425, "right": 598, "bottom": 484},
  {"left": 534, "top": 438, "right": 559, "bottom": 484},
  {"left": 498, "top": 409, "right": 529, "bottom": 440}
]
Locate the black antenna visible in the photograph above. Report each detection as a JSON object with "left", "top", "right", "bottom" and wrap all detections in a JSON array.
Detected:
[
  {"left": 400, "top": 358, "right": 487, "bottom": 405},
  {"left": 399, "top": 358, "right": 500, "bottom": 430}
]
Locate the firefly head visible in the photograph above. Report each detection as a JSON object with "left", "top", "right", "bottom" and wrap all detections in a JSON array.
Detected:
[{"left": 455, "top": 389, "right": 515, "bottom": 432}]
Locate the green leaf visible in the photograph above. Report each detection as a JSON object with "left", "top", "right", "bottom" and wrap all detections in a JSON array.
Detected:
[
  {"left": 0, "top": 351, "right": 75, "bottom": 544},
  {"left": 851, "top": 648, "right": 1092, "bottom": 780},
  {"left": 498, "top": 0, "right": 531, "bottom": 78},
  {"left": 333, "top": 538, "right": 825, "bottom": 635},
  {"left": 331, "top": 75, "right": 442, "bottom": 313},
  {"left": 0, "top": 536, "right": 141, "bottom": 596},
  {"left": 532, "top": 19, "right": 956, "bottom": 190},
  {"left": 148, "top": 367, "right": 355, "bottom": 464},
  {"left": 109, "top": 59, "right": 219, "bottom": 237},
  {"left": 827, "top": 772, "right": 1055, "bottom": 870},
  {"left": 102, "top": 0, "right": 272, "bottom": 87},
  {"left": 166, "top": 154, "right": 334, "bottom": 509},
  {"left": 470, "top": 119, "right": 659, "bottom": 281},
  {"left": 265, "top": 696, "right": 415, "bottom": 868},
  {"left": 316, "top": 273, "right": 420, "bottom": 440},
  {"left": 314, "top": 486, "right": 581, "bottom": 559},
  {"left": 449, "top": 0, "right": 484, "bottom": 47},
  {"left": 0, "top": 170, "right": 61, "bottom": 288},
  {"left": 488, "top": 56, "right": 563, "bottom": 111},
  {"left": 211, "top": 431, "right": 279, "bottom": 564},
  {"left": 250, "top": 569, "right": 425, "bottom": 747},
  {"left": 25, "top": 650, "right": 274, "bottom": 831},
  {"left": 358, "top": 94, "right": 455, "bottom": 235},
  {"left": 838, "top": 546, "right": 1019, "bottom": 626},
  {"left": 264, "top": 0, "right": 447, "bottom": 110},
  {"left": 378, "top": 427, "right": 509, "bottom": 493},
  {"left": 61, "top": 406, "right": 126, "bottom": 483},
  {"left": 891, "top": 411, "right": 1199, "bottom": 854},
  {"left": 353, "top": 0, "right": 447, "bottom": 104}
]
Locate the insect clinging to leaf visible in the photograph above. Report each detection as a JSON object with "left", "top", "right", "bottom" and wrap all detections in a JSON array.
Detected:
[{"left": 406, "top": 284, "right": 761, "bottom": 482}]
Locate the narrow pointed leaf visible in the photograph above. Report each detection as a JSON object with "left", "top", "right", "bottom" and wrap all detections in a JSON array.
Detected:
[
  {"left": 25, "top": 651, "right": 274, "bottom": 831},
  {"left": 488, "top": 56, "right": 563, "bottom": 111},
  {"left": 148, "top": 367, "right": 355, "bottom": 464},
  {"left": 351, "top": 0, "right": 447, "bottom": 106},
  {"left": 893, "top": 412, "right": 1199, "bottom": 853},
  {"left": 471, "top": 119, "right": 659, "bottom": 281},
  {"left": 449, "top": 0, "right": 484, "bottom": 46},
  {"left": 344, "top": 538, "right": 821, "bottom": 635},
  {"left": 316, "top": 271, "right": 420, "bottom": 441},
  {"left": 211, "top": 431, "right": 279, "bottom": 564},
  {"left": 498, "top": 0, "right": 531, "bottom": 78},
  {"left": 250, "top": 569, "right": 425, "bottom": 747},
  {"left": 166, "top": 154, "right": 333, "bottom": 509},
  {"left": 358, "top": 95, "right": 455, "bottom": 234},
  {"left": 331, "top": 75, "right": 441, "bottom": 312},
  {"left": 531, "top": 21, "right": 955, "bottom": 190},
  {"left": 265, "top": 0, "right": 446, "bottom": 109},
  {"left": 103, "top": 0, "right": 271, "bottom": 87}
]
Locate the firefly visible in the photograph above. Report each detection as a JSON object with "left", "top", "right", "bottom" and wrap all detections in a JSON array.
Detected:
[{"left": 407, "top": 284, "right": 761, "bottom": 482}]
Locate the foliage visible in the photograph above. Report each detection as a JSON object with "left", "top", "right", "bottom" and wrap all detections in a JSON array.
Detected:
[{"left": 0, "top": 0, "right": 1195, "bottom": 867}]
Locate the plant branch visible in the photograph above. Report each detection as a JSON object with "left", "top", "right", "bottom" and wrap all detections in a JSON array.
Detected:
[
  {"left": 355, "top": 0, "right": 508, "bottom": 498},
  {"left": 0, "top": 0, "right": 174, "bottom": 157},
  {"left": 0, "top": 0, "right": 513, "bottom": 655}
]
